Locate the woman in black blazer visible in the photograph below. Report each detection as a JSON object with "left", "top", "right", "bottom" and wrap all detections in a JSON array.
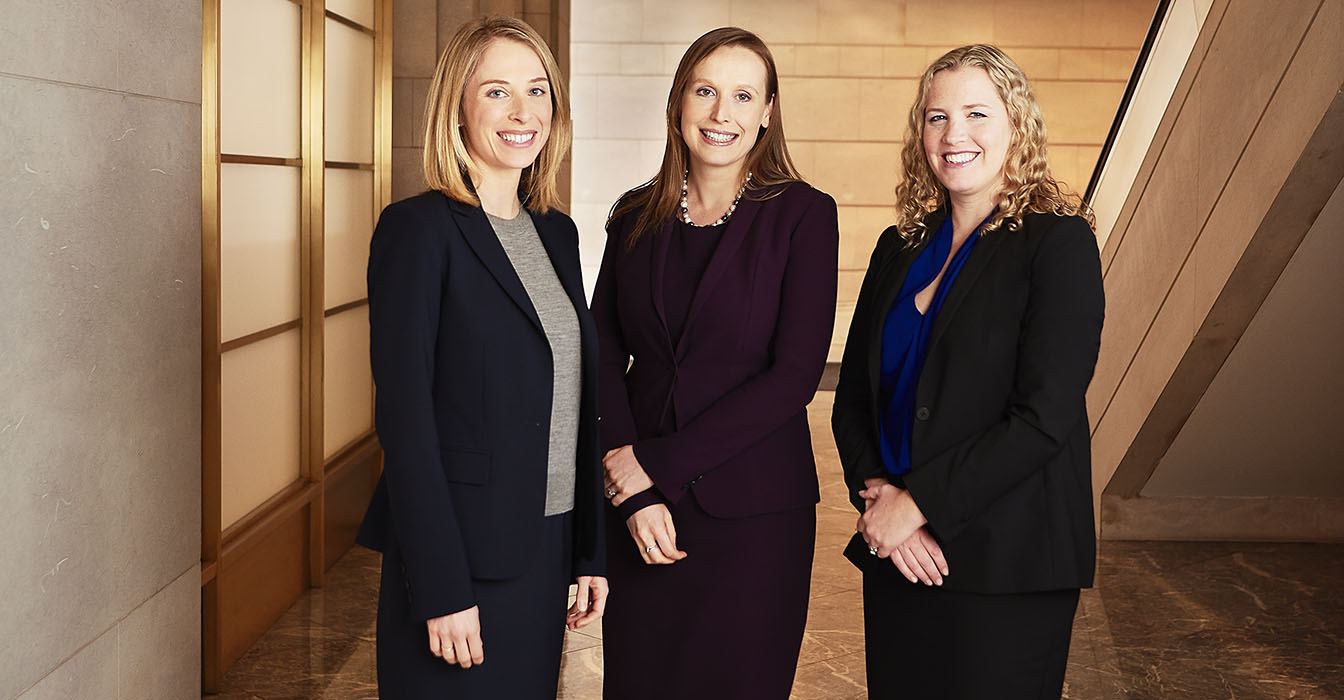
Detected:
[
  {"left": 832, "top": 45, "right": 1104, "bottom": 699},
  {"left": 354, "top": 16, "right": 606, "bottom": 699}
]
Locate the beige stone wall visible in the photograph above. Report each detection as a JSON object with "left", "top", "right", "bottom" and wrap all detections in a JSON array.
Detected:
[
  {"left": 570, "top": 0, "right": 1157, "bottom": 356},
  {"left": 0, "top": 3, "right": 203, "bottom": 698}
]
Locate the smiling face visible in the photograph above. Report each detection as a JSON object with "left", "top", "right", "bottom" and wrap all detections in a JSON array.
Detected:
[
  {"left": 921, "top": 66, "right": 1013, "bottom": 207},
  {"left": 679, "top": 45, "right": 773, "bottom": 175},
  {"left": 461, "top": 38, "right": 552, "bottom": 182}
]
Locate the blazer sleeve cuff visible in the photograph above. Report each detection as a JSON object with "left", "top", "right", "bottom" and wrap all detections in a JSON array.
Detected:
[
  {"left": 631, "top": 441, "right": 690, "bottom": 506},
  {"left": 614, "top": 487, "right": 666, "bottom": 521},
  {"left": 408, "top": 580, "right": 476, "bottom": 623},
  {"left": 900, "top": 465, "right": 966, "bottom": 543}
]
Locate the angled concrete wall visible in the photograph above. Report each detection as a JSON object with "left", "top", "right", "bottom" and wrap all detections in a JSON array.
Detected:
[{"left": 1087, "top": 0, "right": 1344, "bottom": 541}]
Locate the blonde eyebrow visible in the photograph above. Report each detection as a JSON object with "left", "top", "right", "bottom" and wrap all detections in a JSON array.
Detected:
[{"left": 478, "top": 77, "right": 549, "bottom": 87}]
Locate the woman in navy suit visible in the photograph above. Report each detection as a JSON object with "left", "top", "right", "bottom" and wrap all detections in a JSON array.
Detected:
[
  {"left": 355, "top": 16, "right": 606, "bottom": 699},
  {"left": 593, "top": 27, "right": 839, "bottom": 700},
  {"left": 832, "top": 45, "right": 1104, "bottom": 699}
]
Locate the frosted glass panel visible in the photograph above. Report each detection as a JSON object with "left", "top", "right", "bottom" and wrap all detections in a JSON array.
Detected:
[
  {"left": 221, "top": 0, "right": 301, "bottom": 157},
  {"left": 327, "top": 0, "right": 375, "bottom": 29},
  {"left": 220, "top": 163, "right": 301, "bottom": 341},
  {"left": 325, "top": 168, "right": 375, "bottom": 308},
  {"left": 324, "top": 307, "right": 373, "bottom": 458},
  {"left": 222, "top": 329, "right": 302, "bottom": 528},
  {"left": 326, "top": 20, "right": 375, "bottom": 163}
]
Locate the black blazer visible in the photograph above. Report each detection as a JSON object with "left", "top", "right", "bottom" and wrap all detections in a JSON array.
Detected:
[
  {"left": 356, "top": 191, "right": 605, "bottom": 622},
  {"left": 833, "top": 209, "right": 1104, "bottom": 593}
]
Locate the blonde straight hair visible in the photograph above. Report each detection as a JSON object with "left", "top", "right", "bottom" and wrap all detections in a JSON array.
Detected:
[
  {"left": 608, "top": 27, "right": 802, "bottom": 248},
  {"left": 422, "top": 16, "right": 571, "bottom": 213},
  {"left": 893, "top": 44, "right": 1093, "bottom": 246}
]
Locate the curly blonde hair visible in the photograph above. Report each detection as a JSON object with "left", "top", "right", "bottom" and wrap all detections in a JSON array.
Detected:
[{"left": 893, "top": 44, "right": 1093, "bottom": 245}]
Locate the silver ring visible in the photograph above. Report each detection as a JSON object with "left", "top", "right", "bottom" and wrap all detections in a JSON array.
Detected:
[
  {"left": 645, "top": 545, "right": 656, "bottom": 553},
  {"left": 868, "top": 545, "right": 879, "bottom": 556}
]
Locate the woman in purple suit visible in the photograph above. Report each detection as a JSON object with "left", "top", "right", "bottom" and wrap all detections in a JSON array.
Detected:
[{"left": 592, "top": 27, "right": 839, "bottom": 700}]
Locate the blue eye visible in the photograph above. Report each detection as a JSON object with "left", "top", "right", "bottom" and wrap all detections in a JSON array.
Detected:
[
  {"left": 927, "top": 114, "right": 946, "bottom": 123},
  {"left": 969, "top": 111, "right": 987, "bottom": 118},
  {"left": 529, "top": 86, "right": 547, "bottom": 97},
  {"left": 486, "top": 88, "right": 506, "bottom": 98}
]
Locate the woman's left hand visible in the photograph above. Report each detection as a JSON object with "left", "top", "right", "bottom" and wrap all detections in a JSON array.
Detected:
[
  {"left": 856, "top": 481, "right": 928, "bottom": 558},
  {"left": 603, "top": 445, "right": 654, "bottom": 507},
  {"left": 566, "top": 575, "right": 609, "bottom": 630}
]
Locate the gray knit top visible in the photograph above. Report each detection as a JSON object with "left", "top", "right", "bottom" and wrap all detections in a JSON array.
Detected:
[{"left": 486, "top": 211, "right": 580, "bottom": 516}]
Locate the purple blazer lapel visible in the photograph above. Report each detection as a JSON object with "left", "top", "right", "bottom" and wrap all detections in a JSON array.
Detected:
[
  {"left": 649, "top": 217, "right": 676, "bottom": 352},
  {"left": 673, "top": 196, "right": 761, "bottom": 362}
]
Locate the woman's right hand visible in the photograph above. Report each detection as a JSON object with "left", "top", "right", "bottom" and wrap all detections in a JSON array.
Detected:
[
  {"left": 426, "top": 605, "right": 484, "bottom": 668},
  {"left": 890, "top": 527, "right": 948, "bottom": 586},
  {"left": 625, "top": 504, "right": 688, "bottom": 565}
]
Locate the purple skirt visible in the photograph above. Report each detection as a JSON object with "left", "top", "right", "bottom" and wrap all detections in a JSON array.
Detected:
[{"left": 601, "top": 492, "right": 816, "bottom": 699}]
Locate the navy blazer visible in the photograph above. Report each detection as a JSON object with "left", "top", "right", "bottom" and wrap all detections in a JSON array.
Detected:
[
  {"left": 592, "top": 181, "right": 839, "bottom": 519},
  {"left": 833, "top": 208, "right": 1104, "bottom": 593},
  {"left": 356, "top": 191, "right": 606, "bottom": 622}
]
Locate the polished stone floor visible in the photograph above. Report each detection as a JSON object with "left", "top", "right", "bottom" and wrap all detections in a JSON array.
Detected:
[{"left": 214, "top": 394, "right": 1344, "bottom": 699}]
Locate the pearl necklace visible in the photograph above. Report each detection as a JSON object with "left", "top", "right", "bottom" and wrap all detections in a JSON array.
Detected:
[{"left": 680, "top": 171, "right": 752, "bottom": 227}]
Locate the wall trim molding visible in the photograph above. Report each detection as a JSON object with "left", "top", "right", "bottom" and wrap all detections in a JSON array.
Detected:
[{"left": 1101, "top": 495, "right": 1344, "bottom": 542}]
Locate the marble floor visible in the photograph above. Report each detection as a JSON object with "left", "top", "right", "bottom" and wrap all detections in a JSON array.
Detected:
[{"left": 214, "top": 394, "right": 1344, "bottom": 699}]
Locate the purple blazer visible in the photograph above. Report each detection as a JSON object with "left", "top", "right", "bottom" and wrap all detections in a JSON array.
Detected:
[{"left": 591, "top": 181, "right": 839, "bottom": 519}]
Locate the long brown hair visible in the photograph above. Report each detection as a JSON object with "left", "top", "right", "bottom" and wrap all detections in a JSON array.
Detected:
[
  {"left": 607, "top": 27, "right": 802, "bottom": 247},
  {"left": 422, "top": 16, "right": 571, "bottom": 213},
  {"left": 893, "top": 44, "right": 1093, "bottom": 246}
]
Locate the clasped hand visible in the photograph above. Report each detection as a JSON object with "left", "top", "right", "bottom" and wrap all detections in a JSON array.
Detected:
[
  {"left": 602, "top": 445, "right": 654, "bottom": 507},
  {"left": 603, "top": 446, "right": 687, "bottom": 565},
  {"left": 857, "top": 478, "right": 949, "bottom": 586}
]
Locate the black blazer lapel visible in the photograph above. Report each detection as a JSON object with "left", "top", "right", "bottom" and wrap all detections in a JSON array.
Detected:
[
  {"left": 865, "top": 210, "right": 943, "bottom": 401},
  {"left": 926, "top": 225, "right": 1006, "bottom": 354},
  {"left": 445, "top": 197, "right": 544, "bottom": 333},
  {"left": 673, "top": 196, "right": 760, "bottom": 362}
]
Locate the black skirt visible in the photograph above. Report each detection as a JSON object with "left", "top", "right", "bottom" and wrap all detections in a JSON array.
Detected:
[
  {"left": 374, "top": 511, "right": 572, "bottom": 699},
  {"left": 862, "top": 564, "right": 1079, "bottom": 700},
  {"left": 602, "top": 493, "right": 816, "bottom": 700}
]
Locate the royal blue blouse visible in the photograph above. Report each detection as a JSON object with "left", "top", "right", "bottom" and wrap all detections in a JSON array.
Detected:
[{"left": 878, "top": 213, "right": 987, "bottom": 476}]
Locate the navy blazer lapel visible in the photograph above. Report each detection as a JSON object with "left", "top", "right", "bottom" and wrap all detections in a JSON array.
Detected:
[
  {"left": 445, "top": 197, "right": 543, "bottom": 333},
  {"left": 532, "top": 211, "right": 587, "bottom": 329},
  {"left": 926, "top": 223, "right": 1006, "bottom": 354},
  {"left": 673, "top": 196, "right": 760, "bottom": 362}
]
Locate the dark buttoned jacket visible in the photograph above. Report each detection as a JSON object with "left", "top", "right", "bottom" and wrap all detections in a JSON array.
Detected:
[
  {"left": 356, "top": 191, "right": 605, "bottom": 622},
  {"left": 593, "top": 182, "right": 839, "bottom": 518},
  {"left": 833, "top": 208, "right": 1104, "bottom": 593}
]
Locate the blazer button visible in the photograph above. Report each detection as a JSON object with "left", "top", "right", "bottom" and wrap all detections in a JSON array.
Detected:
[{"left": 915, "top": 406, "right": 931, "bottom": 421}]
